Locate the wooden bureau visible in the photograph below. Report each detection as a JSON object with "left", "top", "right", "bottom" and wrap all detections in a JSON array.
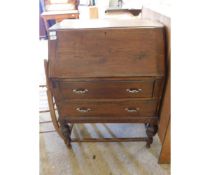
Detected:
[{"left": 45, "top": 19, "right": 166, "bottom": 148}]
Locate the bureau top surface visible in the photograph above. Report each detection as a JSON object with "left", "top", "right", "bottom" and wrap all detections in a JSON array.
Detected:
[{"left": 49, "top": 19, "right": 164, "bottom": 31}]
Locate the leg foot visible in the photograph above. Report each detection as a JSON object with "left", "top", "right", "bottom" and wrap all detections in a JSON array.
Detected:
[
  {"left": 59, "top": 119, "right": 73, "bottom": 148},
  {"left": 145, "top": 123, "right": 158, "bottom": 148}
]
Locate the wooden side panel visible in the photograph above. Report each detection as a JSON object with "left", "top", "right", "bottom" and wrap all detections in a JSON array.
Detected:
[
  {"left": 159, "top": 74, "right": 170, "bottom": 142},
  {"left": 48, "top": 39, "right": 57, "bottom": 76},
  {"left": 159, "top": 119, "right": 171, "bottom": 164},
  {"left": 49, "top": 28, "right": 165, "bottom": 78}
]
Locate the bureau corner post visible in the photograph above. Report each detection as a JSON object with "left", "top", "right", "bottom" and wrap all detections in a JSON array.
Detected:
[{"left": 145, "top": 124, "right": 158, "bottom": 148}]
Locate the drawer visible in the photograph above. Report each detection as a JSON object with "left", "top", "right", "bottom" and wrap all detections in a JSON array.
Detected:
[
  {"left": 55, "top": 80, "right": 154, "bottom": 99},
  {"left": 59, "top": 99, "right": 158, "bottom": 118}
]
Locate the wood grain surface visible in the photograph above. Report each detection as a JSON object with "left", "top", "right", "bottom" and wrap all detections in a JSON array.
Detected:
[{"left": 55, "top": 79, "right": 155, "bottom": 99}]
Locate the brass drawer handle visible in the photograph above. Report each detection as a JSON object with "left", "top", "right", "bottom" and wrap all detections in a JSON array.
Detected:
[
  {"left": 76, "top": 107, "right": 91, "bottom": 113},
  {"left": 73, "top": 89, "right": 88, "bottom": 94},
  {"left": 126, "top": 88, "right": 142, "bottom": 93},
  {"left": 125, "top": 107, "right": 139, "bottom": 113}
]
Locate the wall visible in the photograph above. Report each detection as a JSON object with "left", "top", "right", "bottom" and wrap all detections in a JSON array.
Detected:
[{"left": 142, "top": 0, "right": 171, "bottom": 17}]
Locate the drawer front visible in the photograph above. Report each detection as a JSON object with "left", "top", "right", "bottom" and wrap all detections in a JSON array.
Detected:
[
  {"left": 56, "top": 80, "right": 154, "bottom": 99},
  {"left": 59, "top": 99, "right": 158, "bottom": 117}
]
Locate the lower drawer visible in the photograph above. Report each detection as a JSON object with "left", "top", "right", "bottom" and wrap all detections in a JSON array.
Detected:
[{"left": 59, "top": 99, "right": 158, "bottom": 118}]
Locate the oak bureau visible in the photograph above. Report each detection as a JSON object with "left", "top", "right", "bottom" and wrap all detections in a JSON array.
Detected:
[{"left": 45, "top": 19, "right": 166, "bottom": 148}]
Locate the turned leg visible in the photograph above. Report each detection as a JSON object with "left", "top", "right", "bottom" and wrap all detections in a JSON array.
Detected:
[
  {"left": 145, "top": 123, "right": 158, "bottom": 148},
  {"left": 59, "top": 119, "right": 73, "bottom": 148}
]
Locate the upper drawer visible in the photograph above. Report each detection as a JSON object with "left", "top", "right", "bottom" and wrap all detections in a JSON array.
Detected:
[
  {"left": 54, "top": 79, "right": 154, "bottom": 99},
  {"left": 49, "top": 28, "right": 165, "bottom": 78}
]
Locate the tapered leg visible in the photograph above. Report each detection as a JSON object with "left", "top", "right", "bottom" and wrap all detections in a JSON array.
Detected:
[
  {"left": 145, "top": 124, "right": 158, "bottom": 148},
  {"left": 59, "top": 119, "right": 73, "bottom": 148}
]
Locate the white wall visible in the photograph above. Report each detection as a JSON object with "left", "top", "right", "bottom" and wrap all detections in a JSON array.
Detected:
[{"left": 142, "top": 0, "right": 171, "bottom": 17}]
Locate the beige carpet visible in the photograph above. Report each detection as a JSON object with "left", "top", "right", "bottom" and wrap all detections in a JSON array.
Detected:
[{"left": 40, "top": 113, "right": 170, "bottom": 175}]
